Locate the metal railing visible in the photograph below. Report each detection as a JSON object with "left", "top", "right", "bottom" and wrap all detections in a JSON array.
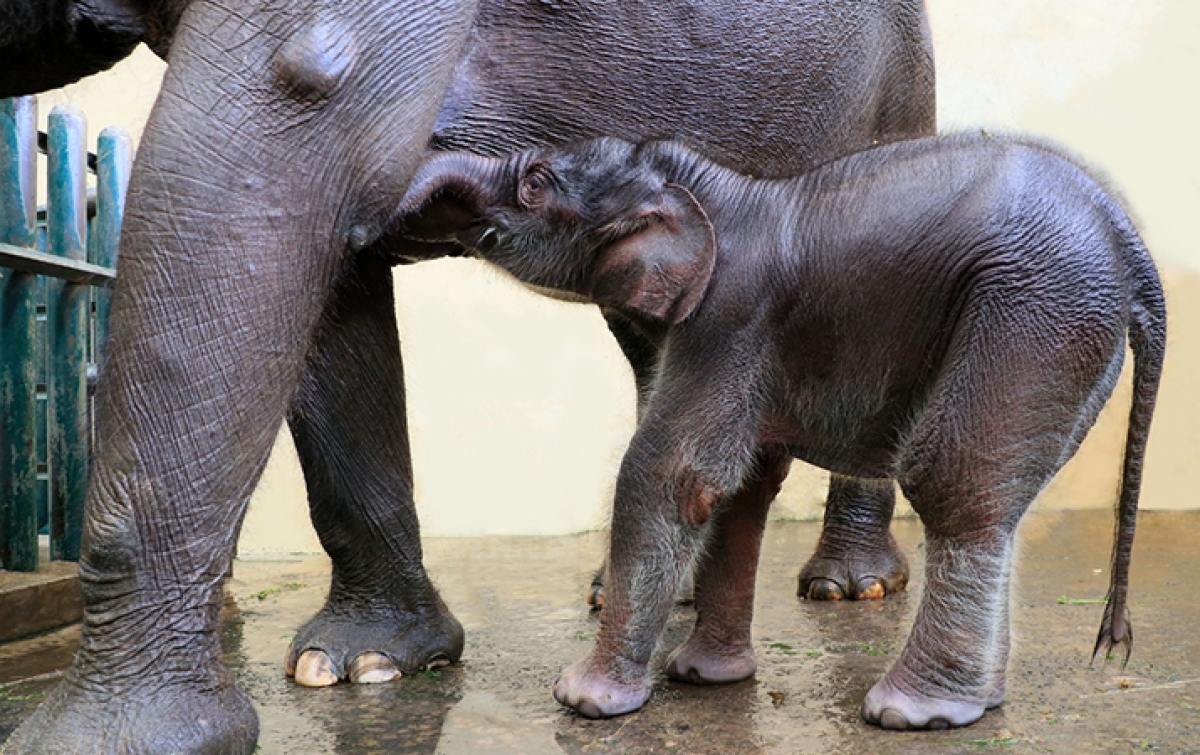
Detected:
[{"left": 0, "top": 96, "right": 130, "bottom": 571}]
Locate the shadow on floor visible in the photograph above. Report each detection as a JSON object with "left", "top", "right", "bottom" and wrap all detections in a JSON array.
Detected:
[{"left": 2, "top": 511, "right": 1198, "bottom": 753}]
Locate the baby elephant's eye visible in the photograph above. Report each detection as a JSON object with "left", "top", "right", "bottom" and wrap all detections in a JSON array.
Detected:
[{"left": 518, "top": 165, "right": 552, "bottom": 209}]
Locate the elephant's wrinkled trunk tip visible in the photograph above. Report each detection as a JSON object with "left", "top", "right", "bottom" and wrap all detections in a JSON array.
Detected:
[{"left": 398, "top": 151, "right": 502, "bottom": 219}]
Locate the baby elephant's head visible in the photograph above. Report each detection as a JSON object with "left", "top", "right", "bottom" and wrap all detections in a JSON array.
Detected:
[{"left": 398, "top": 138, "right": 716, "bottom": 326}]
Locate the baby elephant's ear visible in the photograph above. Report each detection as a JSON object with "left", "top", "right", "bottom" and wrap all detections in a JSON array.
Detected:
[{"left": 589, "top": 184, "right": 716, "bottom": 326}]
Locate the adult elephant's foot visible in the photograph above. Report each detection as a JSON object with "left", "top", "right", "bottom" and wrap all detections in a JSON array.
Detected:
[
  {"left": 5, "top": 674, "right": 258, "bottom": 754},
  {"left": 861, "top": 674, "right": 1001, "bottom": 731},
  {"left": 286, "top": 595, "right": 464, "bottom": 687},
  {"left": 665, "top": 634, "right": 757, "bottom": 685},
  {"left": 554, "top": 654, "right": 651, "bottom": 719},
  {"left": 797, "top": 531, "right": 909, "bottom": 601},
  {"left": 798, "top": 475, "right": 908, "bottom": 601}
]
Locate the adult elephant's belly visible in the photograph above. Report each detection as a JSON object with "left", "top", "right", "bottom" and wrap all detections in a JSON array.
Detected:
[{"left": 429, "top": 0, "right": 934, "bottom": 177}]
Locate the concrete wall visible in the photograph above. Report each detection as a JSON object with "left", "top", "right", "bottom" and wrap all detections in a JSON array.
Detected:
[{"left": 31, "top": 1, "right": 1199, "bottom": 555}]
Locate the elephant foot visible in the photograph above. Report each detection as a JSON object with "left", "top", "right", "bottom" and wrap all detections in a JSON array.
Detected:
[
  {"left": 797, "top": 532, "right": 909, "bottom": 601},
  {"left": 286, "top": 596, "right": 463, "bottom": 687},
  {"left": 5, "top": 673, "right": 258, "bottom": 754},
  {"left": 665, "top": 635, "right": 757, "bottom": 685},
  {"left": 861, "top": 675, "right": 1002, "bottom": 731},
  {"left": 554, "top": 654, "right": 651, "bottom": 719}
]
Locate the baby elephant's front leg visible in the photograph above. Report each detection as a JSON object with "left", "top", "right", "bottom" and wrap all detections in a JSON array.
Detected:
[{"left": 554, "top": 445, "right": 722, "bottom": 718}]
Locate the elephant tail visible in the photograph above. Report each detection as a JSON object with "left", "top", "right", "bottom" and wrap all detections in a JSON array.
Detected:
[{"left": 1092, "top": 214, "right": 1167, "bottom": 667}]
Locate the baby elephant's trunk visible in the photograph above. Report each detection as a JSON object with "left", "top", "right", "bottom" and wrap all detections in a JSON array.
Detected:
[
  {"left": 1093, "top": 221, "right": 1167, "bottom": 665},
  {"left": 396, "top": 151, "right": 505, "bottom": 220}
]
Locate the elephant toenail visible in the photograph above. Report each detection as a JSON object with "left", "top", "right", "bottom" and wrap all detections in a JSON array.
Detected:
[
  {"left": 348, "top": 652, "right": 400, "bottom": 684},
  {"left": 424, "top": 653, "right": 452, "bottom": 671},
  {"left": 576, "top": 701, "right": 605, "bottom": 720},
  {"left": 588, "top": 586, "right": 605, "bottom": 610},
  {"left": 928, "top": 717, "right": 951, "bottom": 730},
  {"left": 853, "top": 577, "right": 886, "bottom": 600},
  {"left": 879, "top": 709, "right": 910, "bottom": 730},
  {"left": 294, "top": 650, "right": 340, "bottom": 687},
  {"left": 806, "top": 579, "right": 845, "bottom": 601}
]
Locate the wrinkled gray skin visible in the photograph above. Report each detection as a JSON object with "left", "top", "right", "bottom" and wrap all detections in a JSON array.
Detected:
[
  {"left": 398, "top": 135, "right": 1166, "bottom": 728},
  {"left": 3, "top": 1, "right": 933, "bottom": 752}
]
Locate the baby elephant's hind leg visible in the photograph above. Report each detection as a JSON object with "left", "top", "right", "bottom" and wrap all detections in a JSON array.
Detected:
[
  {"left": 862, "top": 523, "right": 1019, "bottom": 730},
  {"left": 863, "top": 301, "right": 1120, "bottom": 730},
  {"left": 667, "top": 448, "right": 791, "bottom": 685}
]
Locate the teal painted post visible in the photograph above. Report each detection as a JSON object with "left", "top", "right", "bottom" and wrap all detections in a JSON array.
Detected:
[
  {"left": 91, "top": 128, "right": 131, "bottom": 366},
  {"left": 46, "top": 106, "right": 89, "bottom": 562},
  {"left": 0, "top": 97, "right": 40, "bottom": 571}
]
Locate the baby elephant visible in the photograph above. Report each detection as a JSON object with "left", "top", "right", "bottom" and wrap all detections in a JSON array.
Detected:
[{"left": 397, "top": 133, "right": 1165, "bottom": 729}]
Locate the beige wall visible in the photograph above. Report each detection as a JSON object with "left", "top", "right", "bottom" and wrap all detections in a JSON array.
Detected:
[{"left": 33, "top": 1, "right": 1200, "bottom": 555}]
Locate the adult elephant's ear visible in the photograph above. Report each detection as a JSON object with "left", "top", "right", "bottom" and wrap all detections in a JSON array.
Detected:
[
  {"left": 589, "top": 184, "right": 716, "bottom": 326},
  {"left": 396, "top": 151, "right": 504, "bottom": 242}
]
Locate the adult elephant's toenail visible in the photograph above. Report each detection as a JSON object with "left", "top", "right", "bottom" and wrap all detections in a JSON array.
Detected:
[
  {"left": 294, "top": 650, "right": 340, "bottom": 687},
  {"left": 806, "top": 578, "right": 845, "bottom": 601},
  {"left": 349, "top": 652, "right": 400, "bottom": 684},
  {"left": 853, "top": 577, "right": 886, "bottom": 600}
]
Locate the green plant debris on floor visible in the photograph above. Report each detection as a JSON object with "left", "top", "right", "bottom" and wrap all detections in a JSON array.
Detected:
[
  {"left": 247, "top": 582, "right": 306, "bottom": 601},
  {"left": 954, "top": 736, "right": 1023, "bottom": 747},
  {"left": 1056, "top": 596, "right": 1107, "bottom": 605},
  {"left": 0, "top": 689, "right": 46, "bottom": 703}
]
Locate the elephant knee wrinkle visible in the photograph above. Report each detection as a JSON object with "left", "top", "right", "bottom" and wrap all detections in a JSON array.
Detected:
[{"left": 273, "top": 22, "right": 358, "bottom": 103}]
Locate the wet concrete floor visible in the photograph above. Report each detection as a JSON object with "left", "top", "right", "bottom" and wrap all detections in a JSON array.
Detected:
[{"left": 2, "top": 510, "right": 1199, "bottom": 753}]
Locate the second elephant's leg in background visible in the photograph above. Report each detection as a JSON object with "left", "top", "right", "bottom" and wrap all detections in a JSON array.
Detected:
[
  {"left": 286, "top": 251, "right": 463, "bottom": 687},
  {"left": 798, "top": 474, "right": 909, "bottom": 601}
]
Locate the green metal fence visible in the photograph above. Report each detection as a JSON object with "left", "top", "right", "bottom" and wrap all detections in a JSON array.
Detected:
[{"left": 0, "top": 96, "right": 131, "bottom": 572}]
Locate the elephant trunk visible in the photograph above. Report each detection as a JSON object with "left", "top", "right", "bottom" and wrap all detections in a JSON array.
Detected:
[{"left": 398, "top": 150, "right": 508, "bottom": 218}]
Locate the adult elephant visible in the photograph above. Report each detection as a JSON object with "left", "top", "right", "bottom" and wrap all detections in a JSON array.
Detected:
[{"left": 3, "top": 0, "right": 933, "bottom": 751}]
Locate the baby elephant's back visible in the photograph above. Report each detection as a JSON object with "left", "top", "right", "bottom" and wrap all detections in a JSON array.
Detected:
[
  {"left": 785, "top": 134, "right": 1150, "bottom": 407},
  {"left": 823, "top": 135, "right": 1145, "bottom": 337},
  {"left": 953, "top": 136, "right": 1143, "bottom": 337}
]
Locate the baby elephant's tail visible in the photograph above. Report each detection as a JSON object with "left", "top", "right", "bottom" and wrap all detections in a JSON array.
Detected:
[{"left": 1093, "top": 218, "right": 1167, "bottom": 666}]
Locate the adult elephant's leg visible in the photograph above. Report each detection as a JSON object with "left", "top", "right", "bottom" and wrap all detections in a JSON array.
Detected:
[
  {"left": 797, "top": 475, "right": 909, "bottom": 601},
  {"left": 285, "top": 251, "right": 463, "bottom": 687},
  {"left": 6, "top": 117, "right": 329, "bottom": 755},
  {"left": 5, "top": 2, "right": 474, "bottom": 752}
]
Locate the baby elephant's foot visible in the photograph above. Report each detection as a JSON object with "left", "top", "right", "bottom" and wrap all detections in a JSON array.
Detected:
[
  {"left": 862, "top": 675, "right": 1000, "bottom": 731},
  {"left": 554, "top": 655, "right": 651, "bottom": 719},
  {"left": 665, "top": 635, "right": 757, "bottom": 685}
]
